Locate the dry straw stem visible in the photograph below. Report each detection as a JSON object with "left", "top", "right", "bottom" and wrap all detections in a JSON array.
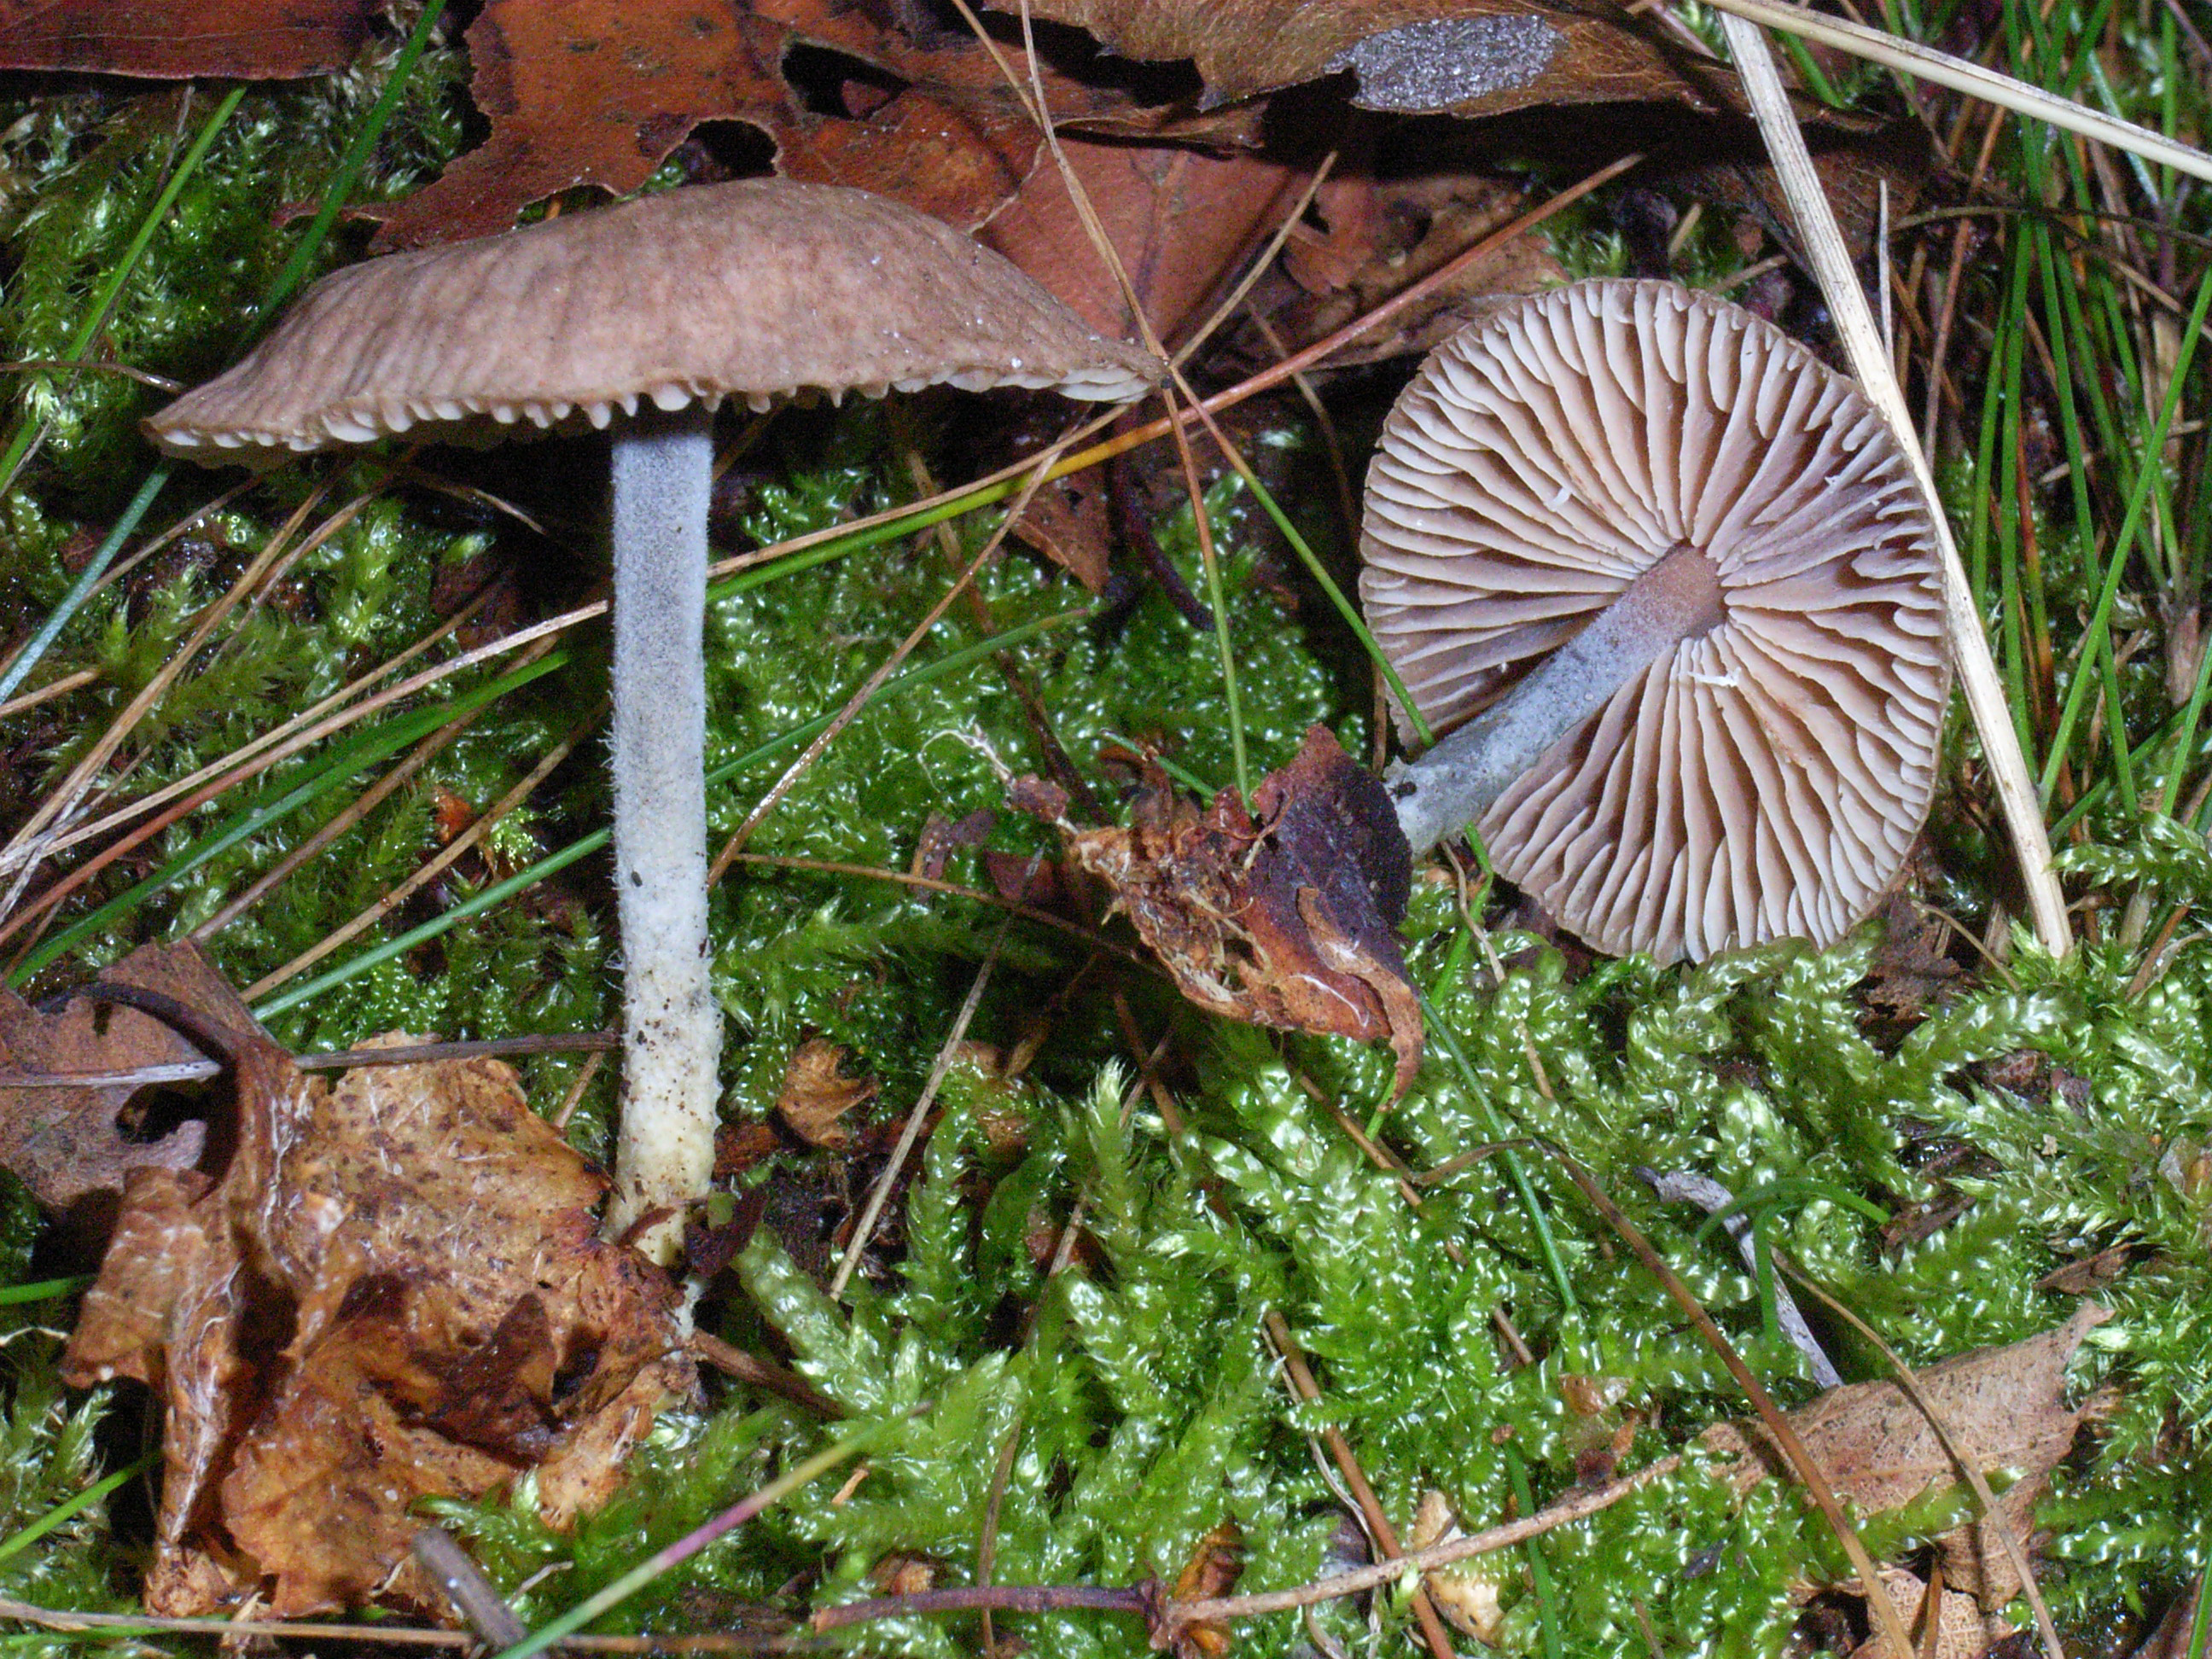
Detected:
[
  {"left": 1702, "top": 0, "right": 2212, "bottom": 186},
  {"left": 1716, "top": 9, "right": 2073, "bottom": 959}
]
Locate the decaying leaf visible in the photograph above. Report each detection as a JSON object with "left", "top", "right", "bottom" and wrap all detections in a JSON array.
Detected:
[
  {"left": 1409, "top": 1491, "right": 1508, "bottom": 1644},
  {"left": 61, "top": 999, "right": 690, "bottom": 1619},
  {"left": 1265, "top": 167, "right": 1565, "bottom": 363},
  {"left": 0, "top": 940, "right": 246, "bottom": 1216},
  {"left": 775, "top": 1039, "right": 878, "bottom": 1149},
  {"left": 982, "top": 136, "right": 1301, "bottom": 346},
  {"left": 1060, "top": 725, "right": 1422, "bottom": 1092},
  {"left": 1167, "top": 1520, "right": 1243, "bottom": 1659},
  {"left": 1703, "top": 1305, "right": 2109, "bottom": 1610},
  {"left": 0, "top": 0, "right": 378, "bottom": 78},
  {"left": 369, "top": 0, "right": 1139, "bottom": 248},
  {"left": 1841, "top": 1569, "right": 1992, "bottom": 1659},
  {"left": 990, "top": 0, "right": 1732, "bottom": 119}
]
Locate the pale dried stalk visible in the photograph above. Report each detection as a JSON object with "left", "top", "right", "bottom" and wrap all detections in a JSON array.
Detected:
[
  {"left": 240, "top": 699, "right": 602, "bottom": 996},
  {"left": 1702, "top": 0, "right": 2212, "bottom": 184},
  {"left": 0, "top": 480, "right": 351, "bottom": 886},
  {"left": 1719, "top": 9, "right": 2071, "bottom": 958}
]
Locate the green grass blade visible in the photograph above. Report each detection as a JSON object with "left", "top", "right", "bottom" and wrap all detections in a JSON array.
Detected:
[
  {"left": 0, "top": 1453, "right": 156, "bottom": 1567},
  {"left": 12, "top": 653, "right": 568, "bottom": 982},
  {"left": 0, "top": 0, "right": 451, "bottom": 708},
  {"left": 0, "top": 87, "right": 246, "bottom": 500},
  {"left": 1415, "top": 982, "right": 1578, "bottom": 1315},
  {"left": 1220, "top": 463, "right": 1434, "bottom": 748},
  {"left": 257, "top": 0, "right": 451, "bottom": 321},
  {"left": 2041, "top": 257, "right": 2212, "bottom": 798},
  {"left": 253, "top": 610, "right": 1080, "bottom": 1018}
]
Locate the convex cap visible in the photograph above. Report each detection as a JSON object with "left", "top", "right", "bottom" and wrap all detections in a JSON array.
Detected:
[
  {"left": 1360, "top": 279, "right": 1949, "bottom": 961},
  {"left": 147, "top": 178, "right": 1157, "bottom": 456}
]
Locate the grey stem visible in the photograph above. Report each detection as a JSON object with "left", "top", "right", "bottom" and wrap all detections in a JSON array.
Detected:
[
  {"left": 1388, "top": 544, "right": 1725, "bottom": 858},
  {"left": 605, "top": 405, "right": 721, "bottom": 1266}
]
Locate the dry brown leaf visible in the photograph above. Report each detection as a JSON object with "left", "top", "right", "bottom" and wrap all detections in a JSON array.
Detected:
[
  {"left": 0, "top": 940, "right": 253, "bottom": 1215},
  {"left": 1409, "top": 1491, "right": 1509, "bottom": 1644},
  {"left": 1704, "top": 1305, "right": 2108, "bottom": 1610},
  {"left": 1062, "top": 725, "right": 1422, "bottom": 1092},
  {"left": 61, "top": 1007, "right": 690, "bottom": 1619},
  {"left": 1167, "top": 1520, "right": 1243, "bottom": 1659},
  {"left": 991, "top": 0, "right": 1732, "bottom": 119},
  {"left": 775, "top": 1039, "right": 879, "bottom": 1149},
  {"left": 983, "top": 136, "right": 1301, "bottom": 346},
  {"left": 0, "top": 0, "right": 377, "bottom": 77},
  {"left": 1842, "top": 1569, "right": 1993, "bottom": 1659},
  {"left": 369, "top": 0, "right": 1142, "bottom": 248},
  {"left": 1263, "top": 167, "right": 1564, "bottom": 363}
]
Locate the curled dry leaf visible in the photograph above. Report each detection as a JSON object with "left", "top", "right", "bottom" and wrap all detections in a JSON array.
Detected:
[
  {"left": 61, "top": 1005, "right": 690, "bottom": 1619},
  {"left": 775, "top": 1039, "right": 879, "bottom": 1149},
  {"left": 370, "top": 0, "right": 1144, "bottom": 248},
  {"left": 0, "top": 941, "right": 245, "bottom": 1216},
  {"left": 1703, "top": 1304, "right": 2109, "bottom": 1611},
  {"left": 990, "top": 0, "right": 1731, "bottom": 118},
  {"left": 0, "top": 0, "right": 377, "bottom": 77},
  {"left": 1060, "top": 726, "right": 1422, "bottom": 1093}
]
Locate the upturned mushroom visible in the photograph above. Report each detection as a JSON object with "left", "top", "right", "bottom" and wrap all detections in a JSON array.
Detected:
[
  {"left": 148, "top": 178, "right": 1156, "bottom": 1262},
  {"left": 1360, "top": 279, "right": 1949, "bottom": 961}
]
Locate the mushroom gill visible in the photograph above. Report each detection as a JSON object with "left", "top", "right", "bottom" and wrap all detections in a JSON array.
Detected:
[{"left": 1360, "top": 279, "right": 1950, "bottom": 962}]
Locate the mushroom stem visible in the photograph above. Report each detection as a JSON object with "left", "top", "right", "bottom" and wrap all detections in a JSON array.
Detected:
[
  {"left": 1387, "top": 544, "right": 1725, "bottom": 858},
  {"left": 605, "top": 405, "right": 721, "bottom": 1266}
]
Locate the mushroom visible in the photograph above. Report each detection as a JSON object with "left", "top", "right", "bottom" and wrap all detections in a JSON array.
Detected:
[
  {"left": 148, "top": 178, "right": 1156, "bottom": 1262},
  {"left": 1359, "top": 279, "right": 1949, "bottom": 961}
]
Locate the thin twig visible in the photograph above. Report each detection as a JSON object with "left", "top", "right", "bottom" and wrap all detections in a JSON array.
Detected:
[
  {"left": 691, "top": 1330, "right": 846, "bottom": 1418},
  {"left": 1264, "top": 1310, "right": 1459, "bottom": 1659},
  {"left": 0, "top": 1596, "right": 811, "bottom": 1652},
  {"left": 1782, "top": 1268, "right": 2066, "bottom": 1659},
  {"left": 0, "top": 1031, "right": 617, "bottom": 1089},
  {"left": 1549, "top": 1145, "right": 1913, "bottom": 1659}
]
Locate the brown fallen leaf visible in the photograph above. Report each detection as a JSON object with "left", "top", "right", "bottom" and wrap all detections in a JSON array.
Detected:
[
  {"left": 775, "top": 1039, "right": 879, "bottom": 1149},
  {"left": 0, "top": 940, "right": 252, "bottom": 1217},
  {"left": 0, "top": 0, "right": 377, "bottom": 78},
  {"left": 369, "top": 0, "right": 1144, "bottom": 248},
  {"left": 1167, "top": 1519, "right": 1243, "bottom": 1659},
  {"left": 1703, "top": 1305, "right": 2109, "bottom": 1610},
  {"left": 982, "top": 136, "right": 1301, "bottom": 346},
  {"left": 1261, "top": 166, "right": 1565, "bottom": 363},
  {"left": 61, "top": 996, "right": 690, "bottom": 1619},
  {"left": 1062, "top": 725, "right": 1422, "bottom": 1092},
  {"left": 1842, "top": 1569, "right": 1993, "bottom": 1659},
  {"left": 990, "top": 0, "right": 1732, "bottom": 119},
  {"left": 1408, "top": 1491, "right": 1509, "bottom": 1644}
]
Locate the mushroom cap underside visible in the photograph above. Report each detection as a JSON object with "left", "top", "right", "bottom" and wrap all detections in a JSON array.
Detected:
[
  {"left": 1359, "top": 279, "right": 1951, "bottom": 962},
  {"left": 147, "top": 178, "right": 1159, "bottom": 457}
]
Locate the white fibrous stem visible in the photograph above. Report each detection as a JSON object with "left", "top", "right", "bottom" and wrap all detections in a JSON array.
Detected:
[
  {"left": 1388, "top": 544, "right": 1726, "bottom": 857},
  {"left": 605, "top": 405, "right": 721, "bottom": 1267}
]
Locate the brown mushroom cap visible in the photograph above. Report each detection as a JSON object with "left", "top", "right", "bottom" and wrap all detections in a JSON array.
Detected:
[
  {"left": 1359, "top": 279, "right": 1950, "bottom": 961},
  {"left": 145, "top": 179, "right": 1157, "bottom": 457}
]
